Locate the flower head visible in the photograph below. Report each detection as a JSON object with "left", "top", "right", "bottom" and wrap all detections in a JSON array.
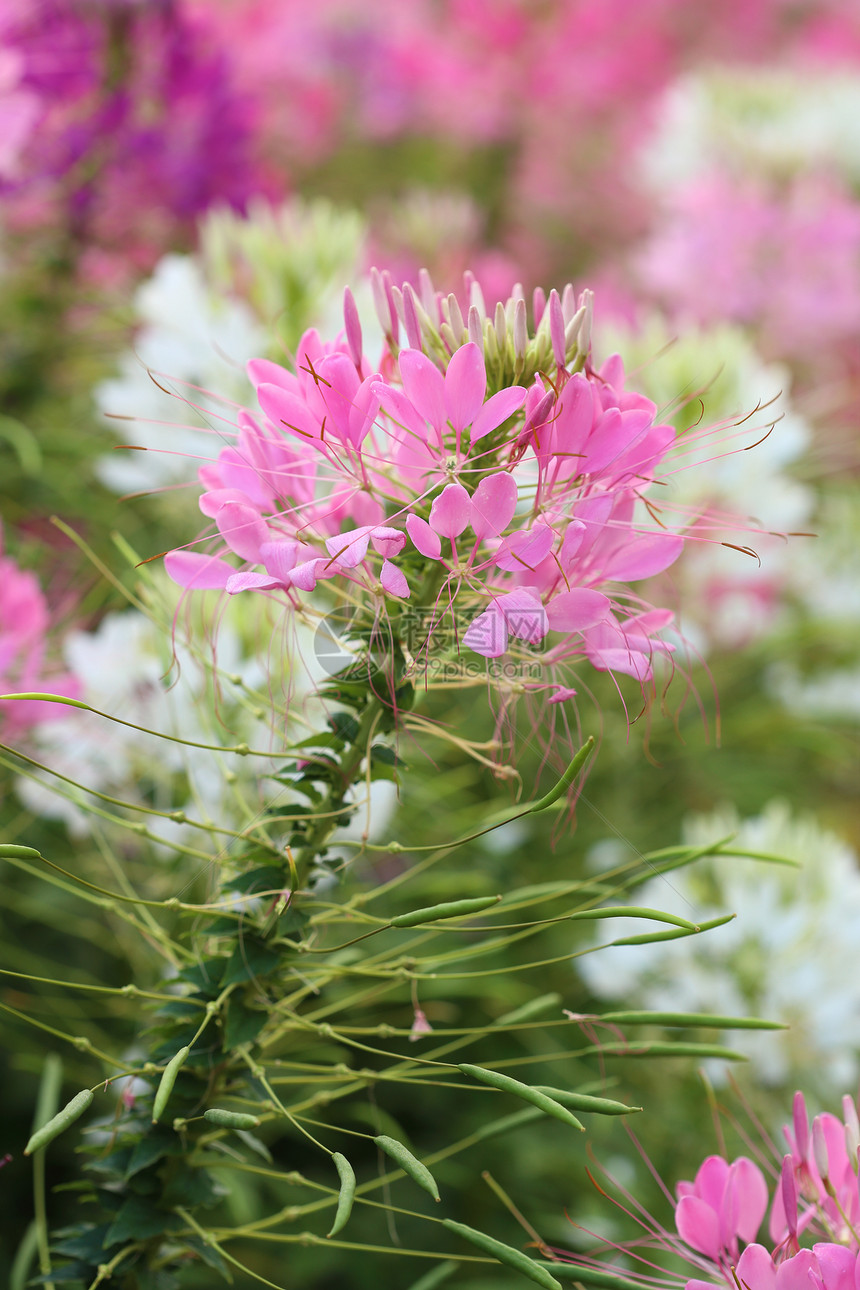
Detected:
[{"left": 163, "top": 269, "right": 756, "bottom": 714}]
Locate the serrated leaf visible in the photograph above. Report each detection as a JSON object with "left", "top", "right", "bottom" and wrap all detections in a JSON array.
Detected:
[
  {"left": 224, "top": 999, "right": 267, "bottom": 1049},
  {"left": 51, "top": 1223, "right": 117, "bottom": 1261},
  {"left": 220, "top": 938, "right": 281, "bottom": 986},
  {"left": 162, "top": 1166, "right": 225, "bottom": 1208},
  {"left": 104, "top": 1195, "right": 176, "bottom": 1246},
  {"left": 185, "top": 1234, "right": 232, "bottom": 1282},
  {"left": 329, "top": 711, "right": 360, "bottom": 742},
  {"left": 125, "top": 1128, "right": 183, "bottom": 1179},
  {"left": 225, "top": 866, "right": 283, "bottom": 895}
]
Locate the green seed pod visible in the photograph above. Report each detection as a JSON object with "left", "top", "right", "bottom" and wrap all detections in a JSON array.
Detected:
[
  {"left": 532, "top": 1087, "right": 640, "bottom": 1116},
  {"left": 390, "top": 895, "right": 501, "bottom": 928},
  {"left": 203, "top": 1108, "right": 261, "bottom": 1130},
  {"left": 374, "top": 1135, "right": 440, "bottom": 1202},
  {"left": 151, "top": 1046, "right": 190, "bottom": 1124},
  {"left": 24, "top": 1089, "right": 93, "bottom": 1155},
  {"left": 326, "top": 1152, "right": 357, "bottom": 1237},
  {"left": 0, "top": 844, "right": 41, "bottom": 860},
  {"left": 567, "top": 906, "right": 696, "bottom": 931},
  {"left": 527, "top": 737, "right": 594, "bottom": 813},
  {"left": 442, "top": 1220, "right": 562, "bottom": 1290},
  {"left": 458, "top": 1064, "right": 584, "bottom": 1132}
]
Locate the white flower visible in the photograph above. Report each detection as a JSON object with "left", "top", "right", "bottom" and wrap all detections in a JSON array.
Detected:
[{"left": 578, "top": 801, "right": 860, "bottom": 1093}]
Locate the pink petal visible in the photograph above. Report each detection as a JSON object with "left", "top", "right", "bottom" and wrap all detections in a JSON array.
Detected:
[
  {"left": 445, "top": 342, "right": 486, "bottom": 432},
  {"left": 499, "top": 588, "right": 547, "bottom": 644},
  {"left": 736, "top": 1244, "right": 778, "bottom": 1290},
  {"left": 406, "top": 514, "right": 442, "bottom": 559},
  {"left": 290, "top": 558, "right": 327, "bottom": 591},
  {"left": 471, "top": 472, "right": 518, "bottom": 540},
  {"left": 257, "top": 382, "right": 320, "bottom": 441},
  {"left": 676, "top": 1195, "right": 721, "bottom": 1260},
  {"left": 370, "top": 527, "right": 407, "bottom": 558},
  {"left": 463, "top": 603, "right": 507, "bottom": 658},
  {"left": 164, "top": 550, "right": 234, "bottom": 590},
  {"left": 546, "top": 589, "right": 611, "bottom": 633},
  {"left": 325, "top": 527, "right": 371, "bottom": 568},
  {"left": 727, "top": 1161, "right": 768, "bottom": 1238},
  {"left": 602, "top": 532, "right": 684, "bottom": 582},
  {"left": 225, "top": 571, "right": 281, "bottom": 594},
  {"left": 380, "top": 560, "right": 410, "bottom": 598},
  {"left": 812, "top": 1246, "right": 857, "bottom": 1290},
  {"left": 494, "top": 523, "right": 555, "bottom": 572},
  {"left": 260, "top": 539, "right": 300, "bottom": 582},
  {"left": 247, "top": 357, "right": 295, "bottom": 391},
  {"left": 559, "top": 520, "right": 588, "bottom": 568},
  {"left": 554, "top": 373, "right": 595, "bottom": 459},
  {"left": 470, "top": 385, "right": 528, "bottom": 443},
  {"left": 399, "top": 348, "right": 445, "bottom": 433},
  {"left": 215, "top": 502, "right": 269, "bottom": 561},
  {"left": 693, "top": 1156, "right": 731, "bottom": 1212},
  {"left": 429, "top": 483, "right": 472, "bottom": 539},
  {"left": 586, "top": 645, "right": 654, "bottom": 682},
  {"left": 548, "top": 686, "right": 577, "bottom": 704},
  {"left": 776, "top": 1250, "right": 816, "bottom": 1290}
]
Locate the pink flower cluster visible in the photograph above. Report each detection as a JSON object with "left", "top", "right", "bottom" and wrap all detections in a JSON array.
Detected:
[
  {"left": 0, "top": 523, "right": 78, "bottom": 737},
  {"left": 635, "top": 173, "right": 860, "bottom": 367},
  {"left": 166, "top": 272, "right": 691, "bottom": 692},
  {"left": 0, "top": 0, "right": 264, "bottom": 277},
  {"left": 562, "top": 1090, "right": 860, "bottom": 1290},
  {"left": 191, "top": 0, "right": 860, "bottom": 282}
]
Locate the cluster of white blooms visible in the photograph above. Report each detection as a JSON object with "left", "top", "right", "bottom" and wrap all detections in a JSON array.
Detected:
[
  {"left": 639, "top": 67, "right": 860, "bottom": 192},
  {"left": 96, "top": 198, "right": 378, "bottom": 498},
  {"left": 578, "top": 801, "right": 860, "bottom": 1094},
  {"left": 596, "top": 316, "right": 813, "bottom": 653}
]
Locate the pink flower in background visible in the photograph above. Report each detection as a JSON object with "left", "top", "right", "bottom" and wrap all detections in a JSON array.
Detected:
[
  {"left": 1, "top": 0, "right": 266, "bottom": 275},
  {"left": 635, "top": 173, "right": 860, "bottom": 365},
  {"left": 0, "top": 523, "right": 78, "bottom": 737}
]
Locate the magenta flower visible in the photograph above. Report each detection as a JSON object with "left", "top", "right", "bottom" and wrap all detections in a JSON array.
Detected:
[
  {"left": 0, "top": 522, "right": 79, "bottom": 736},
  {"left": 164, "top": 270, "right": 743, "bottom": 703},
  {"left": 553, "top": 1089, "right": 860, "bottom": 1290}
]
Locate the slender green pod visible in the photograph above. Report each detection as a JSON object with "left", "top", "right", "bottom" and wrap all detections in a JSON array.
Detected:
[
  {"left": 458, "top": 1064, "right": 585, "bottom": 1132},
  {"left": 533, "top": 1261, "right": 642, "bottom": 1288},
  {"left": 532, "top": 1087, "right": 640, "bottom": 1116},
  {"left": 611, "top": 913, "right": 733, "bottom": 946},
  {"left": 598, "top": 1010, "right": 784, "bottom": 1031},
  {"left": 568, "top": 906, "right": 697, "bottom": 930},
  {"left": 327, "top": 1152, "right": 356, "bottom": 1237},
  {"left": 203, "top": 1108, "right": 261, "bottom": 1130},
  {"left": 373, "top": 1135, "right": 440, "bottom": 1201},
  {"left": 526, "top": 737, "right": 594, "bottom": 813},
  {"left": 442, "top": 1220, "right": 562, "bottom": 1290},
  {"left": 0, "top": 844, "right": 42, "bottom": 860},
  {"left": 152, "top": 1046, "right": 190, "bottom": 1123},
  {"left": 390, "top": 895, "right": 501, "bottom": 928},
  {"left": 24, "top": 1089, "right": 93, "bottom": 1155}
]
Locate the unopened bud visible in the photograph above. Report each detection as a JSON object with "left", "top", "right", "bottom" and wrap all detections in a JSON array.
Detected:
[
  {"left": 467, "top": 305, "right": 483, "bottom": 348},
  {"left": 446, "top": 293, "right": 465, "bottom": 341},
  {"left": 343, "top": 287, "right": 363, "bottom": 368},
  {"left": 469, "top": 277, "right": 487, "bottom": 321},
  {"left": 811, "top": 1116, "right": 829, "bottom": 1180},
  {"left": 549, "top": 290, "right": 565, "bottom": 370},
  {"left": 494, "top": 300, "right": 507, "bottom": 349},
  {"left": 513, "top": 298, "right": 527, "bottom": 360},
  {"left": 402, "top": 284, "right": 423, "bottom": 351},
  {"left": 532, "top": 286, "right": 547, "bottom": 328},
  {"left": 843, "top": 1095, "right": 860, "bottom": 1163},
  {"left": 780, "top": 1155, "right": 797, "bottom": 1238},
  {"left": 418, "top": 267, "right": 437, "bottom": 317}
]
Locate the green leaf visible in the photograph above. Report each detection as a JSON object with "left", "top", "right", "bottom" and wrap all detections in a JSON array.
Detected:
[
  {"left": 329, "top": 712, "right": 360, "bottom": 743},
  {"left": 161, "top": 1166, "right": 225, "bottom": 1208},
  {"left": 220, "top": 938, "right": 281, "bottom": 986},
  {"left": 225, "top": 866, "right": 284, "bottom": 895},
  {"left": 125, "top": 1128, "right": 184, "bottom": 1179},
  {"left": 185, "top": 1234, "right": 232, "bottom": 1282},
  {"left": 234, "top": 1129, "right": 272, "bottom": 1163},
  {"left": 104, "top": 1195, "right": 177, "bottom": 1246},
  {"left": 224, "top": 999, "right": 267, "bottom": 1049}
]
